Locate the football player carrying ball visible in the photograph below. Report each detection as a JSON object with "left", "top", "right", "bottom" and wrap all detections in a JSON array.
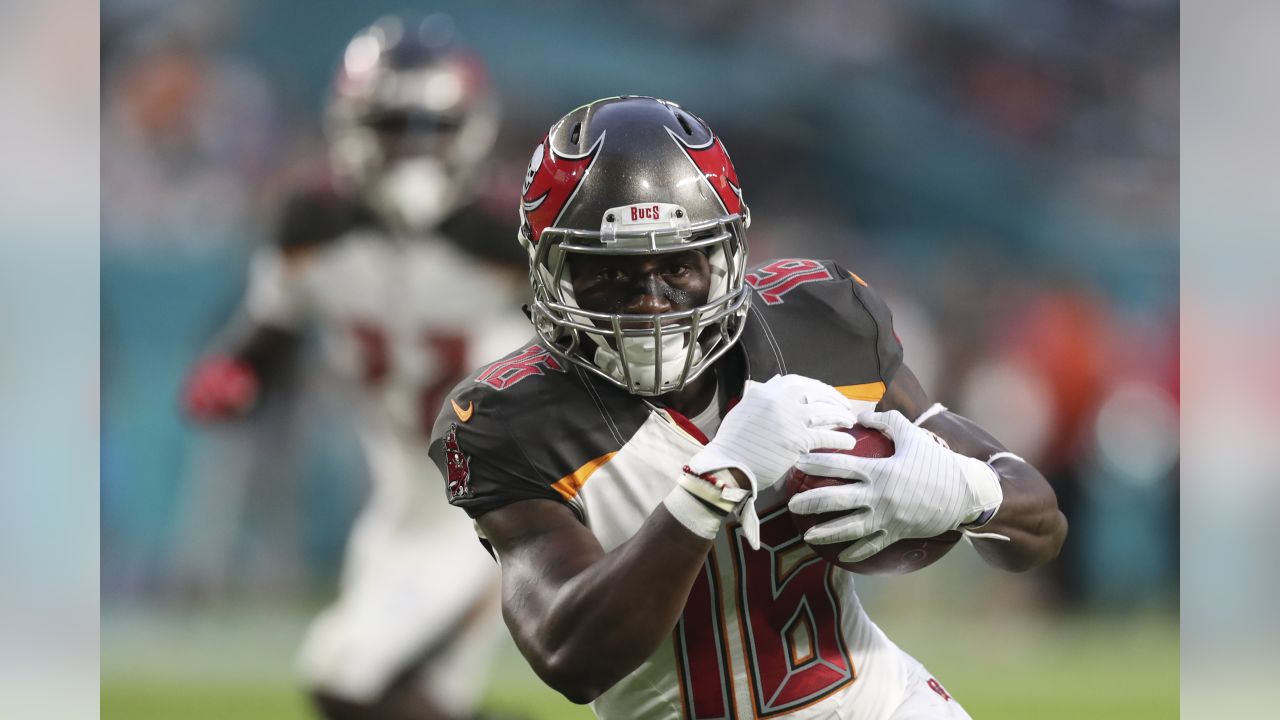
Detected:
[{"left": 430, "top": 96, "right": 1067, "bottom": 720}]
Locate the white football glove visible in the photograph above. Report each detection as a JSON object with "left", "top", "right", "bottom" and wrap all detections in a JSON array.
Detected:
[
  {"left": 786, "top": 409, "right": 1004, "bottom": 563},
  {"left": 687, "top": 374, "right": 857, "bottom": 549}
]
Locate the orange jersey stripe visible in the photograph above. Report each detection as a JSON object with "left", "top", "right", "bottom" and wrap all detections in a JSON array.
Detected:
[
  {"left": 551, "top": 452, "right": 617, "bottom": 501},
  {"left": 834, "top": 381, "right": 886, "bottom": 403}
]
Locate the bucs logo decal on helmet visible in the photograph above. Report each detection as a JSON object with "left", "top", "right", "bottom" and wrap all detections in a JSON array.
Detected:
[
  {"left": 519, "top": 132, "right": 606, "bottom": 244},
  {"left": 666, "top": 128, "right": 743, "bottom": 216}
]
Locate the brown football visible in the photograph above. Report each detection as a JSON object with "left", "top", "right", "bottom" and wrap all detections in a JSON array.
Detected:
[{"left": 786, "top": 425, "right": 962, "bottom": 575}]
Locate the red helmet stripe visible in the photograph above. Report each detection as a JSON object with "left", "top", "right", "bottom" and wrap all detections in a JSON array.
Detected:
[
  {"left": 667, "top": 129, "right": 743, "bottom": 216},
  {"left": 520, "top": 133, "right": 604, "bottom": 243}
]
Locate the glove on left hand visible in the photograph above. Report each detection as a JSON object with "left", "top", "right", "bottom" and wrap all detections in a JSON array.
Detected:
[{"left": 786, "top": 409, "right": 1002, "bottom": 563}]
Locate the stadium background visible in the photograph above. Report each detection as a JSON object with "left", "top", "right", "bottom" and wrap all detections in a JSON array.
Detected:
[{"left": 100, "top": 1, "right": 1179, "bottom": 718}]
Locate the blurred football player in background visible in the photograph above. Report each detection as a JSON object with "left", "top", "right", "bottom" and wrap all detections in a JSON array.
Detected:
[
  {"left": 430, "top": 96, "right": 1067, "bottom": 719},
  {"left": 183, "top": 15, "right": 529, "bottom": 720}
]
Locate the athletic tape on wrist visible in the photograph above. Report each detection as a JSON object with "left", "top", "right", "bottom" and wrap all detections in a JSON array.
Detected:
[
  {"left": 962, "top": 527, "right": 1011, "bottom": 542},
  {"left": 960, "top": 451, "right": 1023, "bottom": 540},
  {"left": 956, "top": 454, "right": 1003, "bottom": 526},
  {"left": 677, "top": 466, "right": 748, "bottom": 513},
  {"left": 663, "top": 486, "right": 725, "bottom": 540}
]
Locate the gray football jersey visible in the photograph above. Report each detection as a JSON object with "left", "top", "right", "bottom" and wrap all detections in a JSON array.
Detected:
[{"left": 428, "top": 258, "right": 914, "bottom": 720}]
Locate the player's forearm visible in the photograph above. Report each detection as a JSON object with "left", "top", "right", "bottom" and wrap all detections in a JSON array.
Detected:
[
  {"left": 969, "top": 457, "right": 1067, "bottom": 572},
  {"left": 232, "top": 323, "right": 302, "bottom": 385},
  {"left": 919, "top": 411, "right": 1067, "bottom": 572},
  {"left": 185, "top": 320, "right": 303, "bottom": 421},
  {"left": 519, "top": 508, "right": 714, "bottom": 703}
]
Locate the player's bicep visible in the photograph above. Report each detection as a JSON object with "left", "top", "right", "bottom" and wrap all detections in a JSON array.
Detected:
[
  {"left": 477, "top": 500, "right": 605, "bottom": 630},
  {"left": 481, "top": 500, "right": 603, "bottom": 571}
]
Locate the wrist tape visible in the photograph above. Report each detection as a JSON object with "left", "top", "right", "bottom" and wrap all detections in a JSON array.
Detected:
[
  {"left": 955, "top": 454, "right": 1004, "bottom": 527},
  {"left": 663, "top": 485, "right": 726, "bottom": 540},
  {"left": 677, "top": 466, "right": 749, "bottom": 513},
  {"left": 665, "top": 466, "right": 751, "bottom": 540}
]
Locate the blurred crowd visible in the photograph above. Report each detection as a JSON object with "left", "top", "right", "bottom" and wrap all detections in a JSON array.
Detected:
[{"left": 100, "top": 0, "right": 1177, "bottom": 613}]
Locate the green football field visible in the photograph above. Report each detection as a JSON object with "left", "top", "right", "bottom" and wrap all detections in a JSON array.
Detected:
[{"left": 102, "top": 605, "right": 1176, "bottom": 719}]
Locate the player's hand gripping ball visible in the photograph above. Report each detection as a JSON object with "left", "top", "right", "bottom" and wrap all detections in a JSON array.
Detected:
[{"left": 785, "top": 425, "right": 962, "bottom": 575}]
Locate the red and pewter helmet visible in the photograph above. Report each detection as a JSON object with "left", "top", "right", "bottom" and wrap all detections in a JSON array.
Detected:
[
  {"left": 325, "top": 14, "right": 499, "bottom": 232},
  {"left": 518, "top": 96, "right": 751, "bottom": 396}
]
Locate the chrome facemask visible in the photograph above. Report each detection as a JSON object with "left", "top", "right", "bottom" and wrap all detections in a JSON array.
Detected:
[{"left": 527, "top": 205, "right": 750, "bottom": 396}]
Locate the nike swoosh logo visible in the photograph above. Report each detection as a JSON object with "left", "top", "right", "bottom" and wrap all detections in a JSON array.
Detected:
[{"left": 451, "top": 399, "right": 474, "bottom": 422}]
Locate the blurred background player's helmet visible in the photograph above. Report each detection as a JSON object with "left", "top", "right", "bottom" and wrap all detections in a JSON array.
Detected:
[
  {"left": 325, "top": 14, "right": 499, "bottom": 233},
  {"left": 519, "top": 96, "right": 751, "bottom": 396}
]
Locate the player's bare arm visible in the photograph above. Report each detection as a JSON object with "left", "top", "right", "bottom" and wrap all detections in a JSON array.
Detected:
[
  {"left": 878, "top": 365, "right": 1067, "bottom": 571},
  {"left": 183, "top": 322, "right": 302, "bottom": 420},
  {"left": 225, "top": 244, "right": 315, "bottom": 384},
  {"left": 476, "top": 498, "right": 714, "bottom": 704},
  {"left": 183, "top": 194, "right": 330, "bottom": 422},
  {"left": 182, "top": 251, "right": 310, "bottom": 421}
]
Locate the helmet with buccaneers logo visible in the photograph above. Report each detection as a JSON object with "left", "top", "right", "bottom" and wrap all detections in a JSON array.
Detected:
[
  {"left": 519, "top": 96, "right": 751, "bottom": 396},
  {"left": 326, "top": 14, "right": 499, "bottom": 233}
]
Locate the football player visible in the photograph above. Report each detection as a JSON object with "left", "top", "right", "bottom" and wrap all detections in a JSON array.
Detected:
[
  {"left": 183, "top": 16, "right": 529, "bottom": 720},
  {"left": 429, "top": 96, "right": 1068, "bottom": 719}
]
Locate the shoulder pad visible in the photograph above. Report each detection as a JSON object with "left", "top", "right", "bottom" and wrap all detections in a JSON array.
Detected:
[
  {"left": 429, "top": 342, "right": 647, "bottom": 520},
  {"left": 275, "top": 183, "right": 377, "bottom": 251},
  {"left": 438, "top": 200, "right": 527, "bottom": 270}
]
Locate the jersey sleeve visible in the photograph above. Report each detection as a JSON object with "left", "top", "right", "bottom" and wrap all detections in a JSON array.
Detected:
[
  {"left": 830, "top": 262, "right": 904, "bottom": 386},
  {"left": 243, "top": 246, "right": 311, "bottom": 329},
  {"left": 743, "top": 258, "right": 904, "bottom": 391},
  {"left": 428, "top": 382, "right": 570, "bottom": 521},
  {"left": 244, "top": 185, "right": 366, "bottom": 329}
]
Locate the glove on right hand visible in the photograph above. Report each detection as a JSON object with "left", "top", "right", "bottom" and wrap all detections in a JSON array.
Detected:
[{"left": 687, "top": 374, "right": 857, "bottom": 548}]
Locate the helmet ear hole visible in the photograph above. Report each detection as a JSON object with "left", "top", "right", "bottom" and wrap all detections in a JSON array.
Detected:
[
  {"left": 676, "top": 113, "right": 694, "bottom": 136},
  {"left": 570, "top": 122, "right": 582, "bottom": 145}
]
